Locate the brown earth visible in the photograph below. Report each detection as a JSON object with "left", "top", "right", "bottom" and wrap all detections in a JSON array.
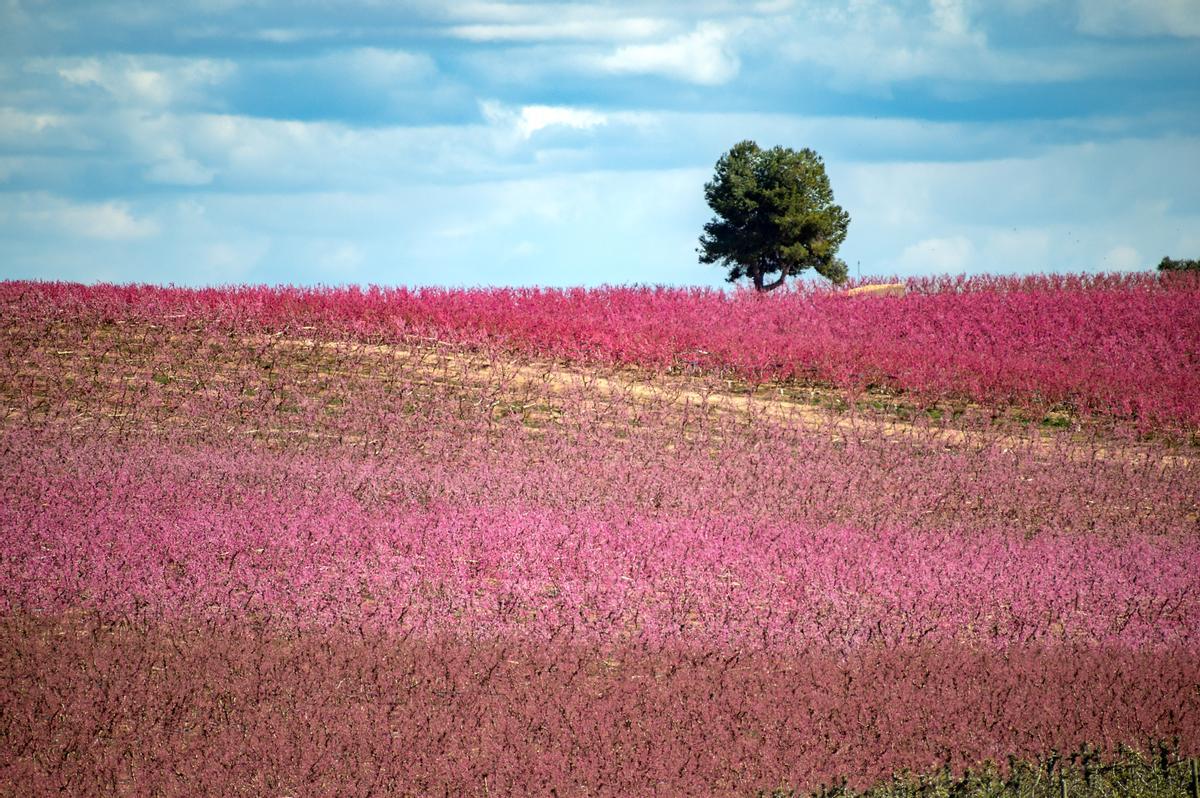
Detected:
[{"left": 0, "top": 321, "right": 1194, "bottom": 470}]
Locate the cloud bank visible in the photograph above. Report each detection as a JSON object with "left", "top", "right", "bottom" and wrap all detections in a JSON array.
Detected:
[{"left": 1, "top": 0, "right": 1198, "bottom": 286}]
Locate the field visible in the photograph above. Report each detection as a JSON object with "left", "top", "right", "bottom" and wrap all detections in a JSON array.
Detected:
[{"left": 2, "top": 275, "right": 1199, "bottom": 796}]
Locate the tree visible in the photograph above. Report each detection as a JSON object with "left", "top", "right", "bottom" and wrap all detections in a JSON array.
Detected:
[
  {"left": 1157, "top": 256, "right": 1200, "bottom": 272},
  {"left": 698, "top": 140, "right": 850, "bottom": 291}
]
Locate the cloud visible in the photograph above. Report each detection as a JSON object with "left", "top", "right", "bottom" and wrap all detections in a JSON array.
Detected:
[
  {"left": 597, "top": 22, "right": 741, "bottom": 85},
  {"left": 449, "top": 17, "right": 669, "bottom": 42},
  {"left": 25, "top": 47, "right": 446, "bottom": 125},
  {"left": 929, "top": 0, "right": 973, "bottom": 39},
  {"left": 772, "top": 0, "right": 1090, "bottom": 87},
  {"left": 45, "top": 55, "right": 234, "bottom": 108},
  {"left": 515, "top": 105, "right": 607, "bottom": 138},
  {"left": 9, "top": 97, "right": 1195, "bottom": 208},
  {"left": 16, "top": 196, "right": 160, "bottom": 240},
  {"left": 481, "top": 101, "right": 608, "bottom": 139},
  {"left": 102, "top": 112, "right": 220, "bottom": 187},
  {"left": 5, "top": 125, "right": 1199, "bottom": 287},
  {"left": 0, "top": 108, "right": 96, "bottom": 154},
  {"left": 1076, "top": 0, "right": 1200, "bottom": 38},
  {"left": 2, "top": 0, "right": 1198, "bottom": 289},
  {"left": 0, "top": 107, "right": 63, "bottom": 136},
  {"left": 0, "top": 167, "right": 715, "bottom": 286},
  {"left": 60, "top": 202, "right": 159, "bottom": 240},
  {"left": 835, "top": 134, "right": 1200, "bottom": 277}
]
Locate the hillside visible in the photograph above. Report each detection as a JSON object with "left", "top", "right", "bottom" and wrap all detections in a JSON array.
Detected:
[{"left": 1, "top": 278, "right": 1198, "bottom": 796}]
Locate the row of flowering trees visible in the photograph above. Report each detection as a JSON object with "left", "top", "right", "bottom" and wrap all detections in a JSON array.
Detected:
[{"left": 5, "top": 271, "right": 1198, "bottom": 430}]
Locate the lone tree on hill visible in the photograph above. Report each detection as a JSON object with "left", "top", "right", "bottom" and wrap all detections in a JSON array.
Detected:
[{"left": 699, "top": 140, "right": 850, "bottom": 291}]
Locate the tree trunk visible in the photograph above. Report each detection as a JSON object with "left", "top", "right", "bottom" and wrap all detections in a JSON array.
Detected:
[
  {"left": 751, "top": 262, "right": 789, "bottom": 292},
  {"left": 761, "top": 272, "right": 788, "bottom": 291}
]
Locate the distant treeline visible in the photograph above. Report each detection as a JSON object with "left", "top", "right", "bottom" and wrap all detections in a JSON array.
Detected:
[{"left": 1158, "top": 256, "right": 1200, "bottom": 272}]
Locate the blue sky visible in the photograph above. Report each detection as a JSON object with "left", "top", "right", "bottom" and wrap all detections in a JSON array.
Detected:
[{"left": 1, "top": 0, "right": 1198, "bottom": 288}]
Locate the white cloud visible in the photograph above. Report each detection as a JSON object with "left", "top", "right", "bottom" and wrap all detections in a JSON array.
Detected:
[
  {"left": 597, "top": 22, "right": 741, "bottom": 85},
  {"left": 775, "top": 0, "right": 1087, "bottom": 86},
  {"left": 4, "top": 125, "right": 1198, "bottom": 286},
  {"left": 1077, "top": 0, "right": 1200, "bottom": 38},
  {"left": 481, "top": 102, "right": 608, "bottom": 139},
  {"left": 450, "top": 17, "right": 669, "bottom": 42},
  {"left": 2, "top": 1, "right": 1198, "bottom": 290},
  {"left": 64, "top": 202, "right": 159, "bottom": 240},
  {"left": 191, "top": 113, "right": 493, "bottom": 186},
  {"left": 930, "top": 0, "right": 975, "bottom": 40},
  {"left": 0, "top": 107, "right": 64, "bottom": 136},
  {"left": 834, "top": 133, "right": 1200, "bottom": 277},
  {"left": 19, "top": 197, "right": 159, "bottom": 240},
  {"left": 95, "top": 113, "right": 220, "bottom": 187},
  {"left": 48, "top": 55, "right": 234, "bottom": 108},
  {"left": 0, "top": 108, "right": 103, "bottom": 155},
  {"left": 516, "top": 105, "right": 607, "bottom": 138}
]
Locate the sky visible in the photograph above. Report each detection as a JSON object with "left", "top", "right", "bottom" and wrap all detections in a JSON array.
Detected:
[{"left": 1, "top": 0, "right": 1198, "bottom": 288}]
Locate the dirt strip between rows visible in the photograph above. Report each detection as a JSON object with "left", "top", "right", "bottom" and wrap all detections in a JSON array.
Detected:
[{"left": 274, "top": 336, "right": 1195, "bottom": 469}]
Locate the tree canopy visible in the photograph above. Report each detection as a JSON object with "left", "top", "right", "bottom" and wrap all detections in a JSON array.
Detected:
[{"left": 698, "top": 140, "right": 850, "bottom": 291}]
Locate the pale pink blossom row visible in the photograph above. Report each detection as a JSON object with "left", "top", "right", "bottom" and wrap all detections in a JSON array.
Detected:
[{"left": 4, "top": 430, "right": 1196, "bottom": 650}]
